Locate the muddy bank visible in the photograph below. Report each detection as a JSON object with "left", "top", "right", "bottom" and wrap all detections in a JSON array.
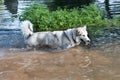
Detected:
[{"left": 0, "top": 43, "right": 120, "bottom": 80}]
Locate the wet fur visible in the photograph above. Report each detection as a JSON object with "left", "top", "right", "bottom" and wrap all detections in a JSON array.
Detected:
[{"left": 21, "top": 20, "right": 90, "bottom": 50}]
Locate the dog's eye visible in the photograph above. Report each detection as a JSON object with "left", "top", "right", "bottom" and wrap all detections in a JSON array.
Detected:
[{"left": 83, "top": 35, "right": 85, "bottom": 37}]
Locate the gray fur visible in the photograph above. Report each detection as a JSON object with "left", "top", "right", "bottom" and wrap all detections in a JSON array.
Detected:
[{"left": 21, "top": 20, "right": 90, "bottom": 50}]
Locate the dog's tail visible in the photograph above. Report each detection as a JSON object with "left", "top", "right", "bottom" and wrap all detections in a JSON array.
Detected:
[{"left": 21, "top": 20, "right": 33, "bottom": 38}]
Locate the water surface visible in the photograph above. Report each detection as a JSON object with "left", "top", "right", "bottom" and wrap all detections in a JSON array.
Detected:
[{"left": 0, "top": 44, "right": 120, "bottom": 80}]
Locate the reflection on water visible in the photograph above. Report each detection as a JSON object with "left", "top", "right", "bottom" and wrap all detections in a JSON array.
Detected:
[
  {"left": 97, "top": 0, "right": 120, "bottom": 18},
  {"left": 4, "top": 0, "right": 18, "bottom": 14},
  {"left": 18, "top": 0, "right": 45, "bottom": 14},
  {"left": 3, "top": 0, "right": 48, "bottom": 15},
  {"left": 0, "top": 0, "right": 52, "bottom": 29}
]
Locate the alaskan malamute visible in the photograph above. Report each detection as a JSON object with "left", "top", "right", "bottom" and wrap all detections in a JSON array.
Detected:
[{"left": 21, "top": 20, "right": 90, "bottom": 50}]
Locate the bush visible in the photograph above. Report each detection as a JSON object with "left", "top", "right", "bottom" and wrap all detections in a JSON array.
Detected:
[
  {"left": 0, "top": 0, "right": 4, "bottom": 4},
  {"left": 20, "top": 4, "right": 120, "bottom": 36}
]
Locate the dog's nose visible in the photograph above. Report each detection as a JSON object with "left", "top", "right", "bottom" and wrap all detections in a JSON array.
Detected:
[
  {"left": 85, "top": 40, "right": 90, "bottom": 45},
  {"left": 87, "top": 40, "right": 90, "bottom": 42}
]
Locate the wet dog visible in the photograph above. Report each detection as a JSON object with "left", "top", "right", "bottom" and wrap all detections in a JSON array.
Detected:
[{"left": 21, "top": 20, "right": 90, "bottom": 50}]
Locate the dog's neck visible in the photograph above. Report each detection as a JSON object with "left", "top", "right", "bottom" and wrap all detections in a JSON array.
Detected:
[
  {"left": 26, "top": 34, "right": 32, "bottom": 39},
  {"left": 64, "top": 30, "right": 76, "bottom": 43}
]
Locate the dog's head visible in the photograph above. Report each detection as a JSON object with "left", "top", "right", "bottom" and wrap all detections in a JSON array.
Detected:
[
  {"left": 76, "top": 25, "right": 90, "bottom": 45},
  {"left": 21, "top": 20, "right": 33, "bottom": 39}
]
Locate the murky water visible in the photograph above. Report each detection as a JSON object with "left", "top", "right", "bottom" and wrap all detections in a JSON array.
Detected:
[{"left": 0, "top": 44, "right": 120, "bottom": 80}]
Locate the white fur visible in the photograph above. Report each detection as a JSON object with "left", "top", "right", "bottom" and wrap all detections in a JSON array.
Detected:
[{"left": 75, "top": 26, "right": 90, "bottom": 45}]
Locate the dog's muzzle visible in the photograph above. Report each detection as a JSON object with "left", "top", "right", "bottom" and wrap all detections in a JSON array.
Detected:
[
  {"left": 81, "top": 39, "right": 90, "bottom": 45},
  {"left": 85, "top": 40, "right": 90, "bottom": 45}
]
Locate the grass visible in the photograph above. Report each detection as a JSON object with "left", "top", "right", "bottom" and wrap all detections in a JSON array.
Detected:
[{"left": 20, "top": 4, "right": 120, "bottom": 36}]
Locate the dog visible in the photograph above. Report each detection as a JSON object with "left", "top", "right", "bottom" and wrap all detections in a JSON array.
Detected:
[{"left": 21, "top": 20, "right": 90, "bottom": 50}]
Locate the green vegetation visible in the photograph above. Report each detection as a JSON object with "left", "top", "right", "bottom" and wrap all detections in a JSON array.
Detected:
[
  {"left": 0, "top": 0, "right": 4, "bottom": 4},
  {"left": 20, "top": 4, "right": 120, "bottom": 36}
]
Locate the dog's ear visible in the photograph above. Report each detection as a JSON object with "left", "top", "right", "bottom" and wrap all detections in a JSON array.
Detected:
[
  {"left": 83, "top": 25, "right": 87, "bottom": 29},
  {"left": 28, "top": 23, "right": 33, "bottom": 32},
  {"left": 76, "top": 29, "right": 80, "bottom": 34}
]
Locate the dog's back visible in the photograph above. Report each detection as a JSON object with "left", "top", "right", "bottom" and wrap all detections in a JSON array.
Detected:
[{"left": 26, "top": 32, "right": 59, "bottom": 49}]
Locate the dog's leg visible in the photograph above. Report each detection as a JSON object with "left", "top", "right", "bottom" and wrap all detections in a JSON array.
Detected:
[
  {"left": 26, "top": 45, "right": 37, "bottom": 51},
  {"left": 33, "top": 47, "right": 36, "bottom": 51},
  {"left": 26, "top": 45, "right": 33, "bottom": 51}
]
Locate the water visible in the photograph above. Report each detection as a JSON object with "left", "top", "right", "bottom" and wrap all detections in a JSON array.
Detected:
[
  {"left": 97, "top": 0, "right": 120, "bottom": 18},
  {"left": 18, "top": 0, "right": 48, "bottom": 14},
  {"left": 0, "top": 0, "right": 49, "bottom": 48},
  {"left": 98, "top": 0, "right": 120, "bottom": 3},
  {"left": 0, "top": 44, "right": 120, "bottom": 80},
  {"left": 0, "top": 0, "right": 46, "bottom": 29}
]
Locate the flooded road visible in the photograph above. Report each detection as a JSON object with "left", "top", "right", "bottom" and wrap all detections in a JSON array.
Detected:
[{"left": 0, "top": 43, "right": 120, "bottom": 80}]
